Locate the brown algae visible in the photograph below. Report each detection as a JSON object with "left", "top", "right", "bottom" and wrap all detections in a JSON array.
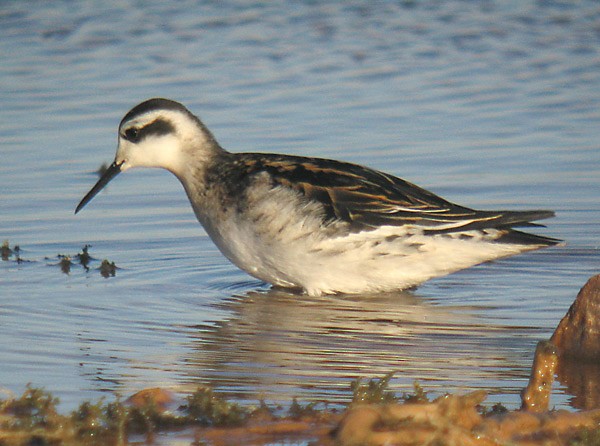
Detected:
[
  {"left": 350, "top": 372, "right": 398, "bottom": 405},
  {"left": 1, "top": 240, "right": 12, "bottom": 261},
  {"left": 0, "top": 385, "right": 254, "bottom": 446},
  {"left": 58, "top": 255, "right": 73, "bottom": 274},
  {"left": 1, "top": 241, "right": 23, "bottom": 263},
  {"left": 45, "top": 245, "right": 117, "bottom": 277},
  {"left": 76, "top": 245, "right": 92, "bottom": 271},
  {"left": 99, "top": 259, "right": 117, "bottom": 278},
  {"left": 3, "top": 377, "right": 600, "bottom": 446},
  {"left": 1, "top": 243, "right": 116, "bottom": 276}
]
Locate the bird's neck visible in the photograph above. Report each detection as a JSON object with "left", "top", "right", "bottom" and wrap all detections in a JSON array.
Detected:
[{"left": 175, "top": 146, "right": 233, "bottom": 209}]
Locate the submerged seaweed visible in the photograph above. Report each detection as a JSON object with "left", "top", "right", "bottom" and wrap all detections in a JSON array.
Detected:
[{"left": 350, "top": 371, "right": 398, "bottom": 405}]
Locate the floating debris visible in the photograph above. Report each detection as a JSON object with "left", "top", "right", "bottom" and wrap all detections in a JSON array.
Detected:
[
  {"left": 1, "top": 240, "right": 24, "bottom": 263},
  {"left": 58, "top": 255, "right": 72, "bottom": 275},
  {"left": 99, "top": 259, "right": 117, "bottom": 278},
  {"left": 41, "top": 245, "right": 118, "bottom": 277},
  {"left": 1, "top": 240, "right": 12, "bottom": 261},
  {"left": 13, "top": 245, "right": 23, "bottom": 263},
  {"left": 76, "top": 245, "right": 92, "bottom": 271}
]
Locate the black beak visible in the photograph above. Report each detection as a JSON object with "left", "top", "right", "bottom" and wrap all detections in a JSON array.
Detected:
[{"left": 75, "top": 161, "right": 123, "bottom": 214}]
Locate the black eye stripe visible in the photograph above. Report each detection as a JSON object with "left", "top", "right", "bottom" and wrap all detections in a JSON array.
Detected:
[
  {"left": 122, "top": 119, "right": 175, "bottom": 142},
  {"left": 140, "top": 119, "right": 175, "bottom": 138}
]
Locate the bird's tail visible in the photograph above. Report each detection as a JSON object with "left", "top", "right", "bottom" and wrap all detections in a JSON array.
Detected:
[{"left": 495, "top": 228, "right": 562, "bottom": 247}]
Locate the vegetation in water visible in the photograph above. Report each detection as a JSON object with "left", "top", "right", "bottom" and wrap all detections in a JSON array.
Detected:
[
  {"left": 1, "top": 240, "right": 24, "bottom": 263},
  {"left": 480, "top": 401, "right": 509, "bottom": 416},
  {"left": 401, "top": 380, "right": 429, "bottom": 404},
  {"left": 350, "top": 371, "right": 399, "bottom": 404},
  {"left": 58, "top": 254, "right": 73, "bottom": 274},
  {"left": 184, "top": 386, "right": 248, "bottom": 427},
  {"left": 2, "top": 375, "right": 600, "bottom": 446},
  {"left": 2, "top": 242, "right": 117, "bottom": 277},
  {"left": 99, "top": 259, "right": 117, "bottom": 278},
  {"left": 76, "top": 245, "right": 92, "bottom": 271},
  {"left": 1, "top": 240, "right": 13, "bottom": 261},
  {"left": 287, "top": 397, "right": 319, "bottom": 419},
  {"left": 0, "top": 385, "right": 255, "bottom": 446}
]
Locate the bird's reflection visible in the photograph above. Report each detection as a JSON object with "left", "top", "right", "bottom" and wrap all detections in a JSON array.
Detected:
[{"left": 180, "top": 288, "right": 539, "bottom": 405}]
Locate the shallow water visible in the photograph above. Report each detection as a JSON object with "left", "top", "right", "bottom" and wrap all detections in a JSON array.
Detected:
[{"left": 1, "top": 0, "right": 600, "bottom": 419}]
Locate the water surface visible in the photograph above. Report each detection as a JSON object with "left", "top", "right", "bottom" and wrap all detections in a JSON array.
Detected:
[{"left": 1, "top": 0, "right": 599, "bottom": 415}]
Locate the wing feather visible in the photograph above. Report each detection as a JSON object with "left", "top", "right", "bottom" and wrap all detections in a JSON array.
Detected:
[{"left": 238, "top": 154, "right": 554, "bottom": 233}]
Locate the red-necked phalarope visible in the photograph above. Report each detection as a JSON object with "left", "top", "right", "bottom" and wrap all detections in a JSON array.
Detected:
[{"left": 76, "top": 98, "right": 560, "bottom": 296}]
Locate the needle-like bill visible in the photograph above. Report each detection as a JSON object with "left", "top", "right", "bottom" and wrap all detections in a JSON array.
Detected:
[{"left": 75, "top": 161, "right": 123, "bottom": 214}]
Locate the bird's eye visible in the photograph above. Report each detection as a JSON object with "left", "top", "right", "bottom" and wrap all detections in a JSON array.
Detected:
[{"left": 123, "top": 127, "right": 140, "bottom": 142}]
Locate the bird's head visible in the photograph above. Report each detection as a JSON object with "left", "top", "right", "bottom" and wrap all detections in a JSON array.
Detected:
[{"left": 75, "top": 98, "right": 221, "bottom": 214}]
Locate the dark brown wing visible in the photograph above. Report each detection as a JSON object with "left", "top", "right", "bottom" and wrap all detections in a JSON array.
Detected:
[{"left": 236, "top": 153, "right": 555, "bottom": 234}]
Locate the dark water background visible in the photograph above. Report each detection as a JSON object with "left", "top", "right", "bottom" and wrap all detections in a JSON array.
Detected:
[{"left": 1, "top": 0, "right": 599, "bottom": 418}]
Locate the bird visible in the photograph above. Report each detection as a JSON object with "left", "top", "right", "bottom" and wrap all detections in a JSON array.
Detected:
[{"left": 75, "top": 98, "right": 560, "bottom": 296}]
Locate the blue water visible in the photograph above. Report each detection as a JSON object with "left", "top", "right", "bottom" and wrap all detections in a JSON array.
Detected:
[{"left": 1, "top": 0, "right": 599, "bottom": 423}]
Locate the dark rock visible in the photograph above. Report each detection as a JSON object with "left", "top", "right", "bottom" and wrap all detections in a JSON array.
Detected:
[{"left": 551, "top": 274, "right": 600, "bottom": 360}]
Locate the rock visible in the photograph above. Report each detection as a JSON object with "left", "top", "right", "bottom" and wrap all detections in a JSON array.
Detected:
[
  {"left": 551, "top": 274, "right": 600, "bottom": 409},
  {"left": 126, "top": 388, "right": 175, "bottom": 411},
  {"left": 551, "top": 274, "right": 600, "bottom": 360}
]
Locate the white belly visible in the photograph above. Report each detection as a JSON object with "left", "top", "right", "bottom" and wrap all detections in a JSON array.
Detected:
[{"left": 195, "top": 186, "right": 533, "bottom": 296}]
